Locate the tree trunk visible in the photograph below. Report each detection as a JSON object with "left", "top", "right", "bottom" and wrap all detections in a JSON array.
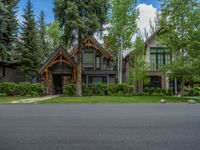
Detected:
[
  {"left": 76, "top": 30, "right": 82, "bottom": 96},
  {"left": 180, "top": 81, "right": 185, "bottom": 97},
  {"left": 118, "top": 38, "right": 123, "bottom": 83}
]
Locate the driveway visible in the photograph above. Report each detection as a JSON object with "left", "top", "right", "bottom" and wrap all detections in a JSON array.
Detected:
[{"left": 0, "top": 104, "right": 200, "bottom": 150}]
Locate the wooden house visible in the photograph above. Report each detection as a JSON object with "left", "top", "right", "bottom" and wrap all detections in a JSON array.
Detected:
[{"left": 39, "top": 37, "right": 117, "bottom": 94}]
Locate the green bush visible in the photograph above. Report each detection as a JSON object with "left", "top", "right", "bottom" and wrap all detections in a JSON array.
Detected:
[
  {"left": 0, "top": 82, "right": 44, "bottom": 96},
  {"left": 167, "top": 88, "right": 173, "bottom": 96},
  {"left": 0, "top": 93, "right": 7, "bottom": 97},
  {"left": 144, "top": 87, "right": 166, "bottom": 96},
  {"left": 188, "top": 86, "right": 200, "bottom": 96},
  {"left": 151, "top": 92, "right": 165, "bottom": 96},
  {"left": 18, "top": 82, "right": 44, "bottom": 96},
  {"left": 64, "top": 84, "right": 76, "bottom": 96},
  {"left": 82, "top": 83, "right": 133, "bottom": 96},
  {"left": 0, "top": 82, "right": 18, "bottom": 96}
]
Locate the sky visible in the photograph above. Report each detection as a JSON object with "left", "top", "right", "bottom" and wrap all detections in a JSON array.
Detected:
[{"left": 17, "top": 0, "right": 161, "bottom": 35}]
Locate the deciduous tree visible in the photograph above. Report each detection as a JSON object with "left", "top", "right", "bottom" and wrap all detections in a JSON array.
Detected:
[
  {"left": 159, "top": 0, "right": 200, "bottom": 95},
  {"left": 129, "top": 35, "right": 149, "bottom": 93},
  {"left": 107, "top": 0, "right": 138, "bottom": 83}
]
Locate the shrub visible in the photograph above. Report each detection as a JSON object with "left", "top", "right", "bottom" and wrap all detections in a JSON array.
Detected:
[
  {"left": 151, "top": 92, "right": 165, "bottom": 96},
  {"left": 64, "top": 84, "right": 76, "bottom": 96},
  {"left": 0, "top": 93, "right": 7, "bottom": 97},
  {"left": 0, "top": 82, "right": 18, "bottom": 96},
  {"left": 188, "top": 86, "right": 200, "bottom": 96},
  {"left": 81, "top": 83, "right": 133, "bottom": 96},
  {"left": 167, "top": 88, "right": 173, "bottom": 96},
  {"left": 18, "top": 82, "right": 44, "bottom": 96},
  {"left": 0, "top": 82, "right": 44, "bottom": 96},
  {"left": 144, "top": 87, "right": 166, "bottom": 96}
]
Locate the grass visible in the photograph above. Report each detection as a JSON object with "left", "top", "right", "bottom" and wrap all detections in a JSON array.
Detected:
[
  {"left": 38, "top": 96, "right": 196, "bottom": 104},
  {"left": 0, "top": 96, "right": 29, "bottom": 104}
]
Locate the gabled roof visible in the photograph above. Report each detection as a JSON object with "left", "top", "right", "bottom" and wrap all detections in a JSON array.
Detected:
[
  {"left": 39, "top": 46, "right": 76, "bottom": 74},
  {"left": 70, "top": 37, "right": 112, "bottom": 59},
  {"left": 144, "top": 27, "right": 165, "bottom": 48}
]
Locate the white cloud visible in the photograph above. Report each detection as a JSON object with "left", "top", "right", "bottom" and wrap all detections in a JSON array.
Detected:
[{"left": 136, "top": 3, "right": 158, "bottom": 37}]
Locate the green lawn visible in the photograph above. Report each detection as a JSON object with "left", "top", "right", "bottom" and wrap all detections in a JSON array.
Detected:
[
  {"left": 38, "top": 96, "right": 195, "bottom": 104},
  {"left": 0, "top": 96, "right": 29, "bottom": 104}
]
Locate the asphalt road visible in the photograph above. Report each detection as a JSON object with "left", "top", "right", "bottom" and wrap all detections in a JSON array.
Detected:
[{"left": 0, "top": 104, "right": 200, "bottom": 150}]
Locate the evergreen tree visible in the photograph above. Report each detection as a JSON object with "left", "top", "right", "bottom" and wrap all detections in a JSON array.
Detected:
[
  {"left": 107, "top": 0, "right": 138, "bottom": 83},
  {"left": 0, "top": 0, "right": 18, "bottom": 60},
  {"left": 54, "top": 0, "right": 109, "bottom": 96},
  {"left": 38, "top": 10, "right": 50, "bottom": 61},
  {"left": 18, "top": 0, "right": 41, "bottom": 81}
]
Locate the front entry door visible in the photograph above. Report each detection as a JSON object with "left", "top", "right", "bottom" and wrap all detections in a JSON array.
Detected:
[{"left": 53, "top": 75, "right": 63, "bottom": 94}]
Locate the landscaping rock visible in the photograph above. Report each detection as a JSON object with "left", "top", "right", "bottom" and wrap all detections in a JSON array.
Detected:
[
  {"left": 160, "top": 99, "right": 167, "bottom": 104},
  {"left": 188, "top": 99, "right": 196, "bottom": 104}
]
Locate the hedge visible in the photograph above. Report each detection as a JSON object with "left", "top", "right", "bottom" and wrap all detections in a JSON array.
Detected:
[
  {"left": 0, "top": 82, "right": 44, "bottom": 96},
  {"left": 64, "top": 83, "right": 134, "bottom": 97}
]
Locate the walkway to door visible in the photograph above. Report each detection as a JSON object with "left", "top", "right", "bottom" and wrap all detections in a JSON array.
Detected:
[{"left": 11, "top": 95, "right": 59, "bottom": 104}]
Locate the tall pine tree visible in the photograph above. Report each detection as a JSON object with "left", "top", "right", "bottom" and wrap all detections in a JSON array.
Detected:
[
  {"left": 54, "top": 0, "right": 109, "bottom": 96},
  {"left": 19, "top": 0, "right": 41, "bottom": 81},
  {"left": 38, "top": 10, "right": 50, "bottom": 61},
  {"left": 0, "top": 0, "right": 18, "bottom": 60}
]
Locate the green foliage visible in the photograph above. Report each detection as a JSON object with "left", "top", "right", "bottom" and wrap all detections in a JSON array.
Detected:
[
  {"left": 81, "top": 83, "right": 133, "bottom": 96},
  {"left": 144, "top": 87, "right": 166, "bottom": 96},
  {"left": 0, "top": 82, "right": 44, "bottom": 96},
  {"left": 18, "top": 0, "right": 41, "bottom": 80},
  {"left": 63, "top": 84, "right": 76, "bottom": 96},
  {"left": 187, "top": 86, "right": 200, "bottom": 96},
  {"left": 0, "top": 82, "right": 18, "bottom": 96},
  {"left": 107, "top": 0, "right": 138, "bottom": 59},
  {"left": 167, "top": 88, "right": 173, "bottom": 96},
  {"left": 38, "top": 10, "right": 50, "bottom": 61},
  {"left": 0, "top": 93, "right": 7, "bottom": 97},
  {"left": 159, "top": 0, "right": 200, "bottom": 94},
  {"left": 0, "top": 0, "right": 18, "bottom": 60},
  {"left": 18, "top": 82, "right": 44, "bottom": 96},
  {"left": 129, "top": 36, "right": 149, "bottom": 92},
  {"left": 46, "top": 20, "right": 63, "bottom": 49},
  {"left": 54, "top": 0, "right": 109, "bottom": 47},
  {"left": 54, "top": 0, "right": 109, "bottom": 96}
]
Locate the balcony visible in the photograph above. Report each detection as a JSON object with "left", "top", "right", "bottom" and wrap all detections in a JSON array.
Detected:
[{"left": 83, "top": 63, "right": 117, "bottom": 75}]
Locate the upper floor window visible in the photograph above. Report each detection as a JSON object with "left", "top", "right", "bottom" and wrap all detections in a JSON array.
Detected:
[
  {"left": 83, "top": 49, "right": 94, "bottom": 69},
  {"left": 150, "top": 48, "right": 172, "bottom": 70},
  {"left": 96, "top": 53, "right": 101, "bottom": 70}
]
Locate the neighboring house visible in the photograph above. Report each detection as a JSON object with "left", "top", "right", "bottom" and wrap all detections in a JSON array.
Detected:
[
  {"left": 0, "top": 60, "right": 21, "bottom": 83},
  {"left": 39, "top": 37, "right": 117, "bottom": 94},
  {"left": 123, "top": 28, "right": 178, "bottom": 93}
]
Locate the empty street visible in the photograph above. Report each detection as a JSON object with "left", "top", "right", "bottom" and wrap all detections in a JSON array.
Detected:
[{"left": 0, "top": 104, "right": 200, "bottom": 150}]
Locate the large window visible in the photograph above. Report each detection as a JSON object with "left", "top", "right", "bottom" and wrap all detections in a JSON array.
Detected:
[
  {"left": 150, "top": 48, "right": 172, "bottom": 70},
  {"left": 83, "top": 49, "right": 94, "bottom": 69},
  {"left": 88, "top": 76, "right": 107, "bottom": 84},
  {"left": 149, "top": 76, "right": 161, "bottom": 88}
]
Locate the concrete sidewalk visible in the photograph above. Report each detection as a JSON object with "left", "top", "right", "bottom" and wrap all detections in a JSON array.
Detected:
[{"left": 11, "top": 95, "right": 59, "bottom": 104}]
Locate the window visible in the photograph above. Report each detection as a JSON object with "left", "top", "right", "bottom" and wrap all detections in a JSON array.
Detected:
[
  {"left": 96, "top": 53, "right": 101, "bottom": 70},
  {"left": 83, "top": 49, "right": 94, "bottom": 69},
  {"left": 3, "top": 66, "right": 5, "bottom": 77},
  {"left": 88, "top": 76, "right": 107, "bottom": 84},
  {"left": 149, "top": 76, "right": 161, "bottom": 88},
  {"left": 150, "top": 48, "right": 172, "bottom": 70}
]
